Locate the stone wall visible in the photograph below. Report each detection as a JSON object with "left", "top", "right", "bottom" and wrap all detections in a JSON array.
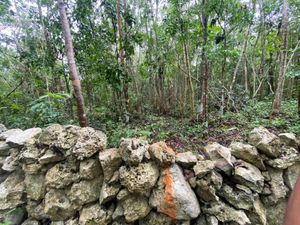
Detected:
[{"left": 0, "top": 123, "right": 299, "bottom": 225}]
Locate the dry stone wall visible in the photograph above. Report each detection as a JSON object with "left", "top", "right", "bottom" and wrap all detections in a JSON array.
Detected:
[{"left": 0, "top": 123, "right": 299, "bottom": 225}]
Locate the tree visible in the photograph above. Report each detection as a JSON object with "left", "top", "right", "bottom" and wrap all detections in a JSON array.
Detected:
[{"left": 57, "top": 0, "right": 88, "bottom": 127}]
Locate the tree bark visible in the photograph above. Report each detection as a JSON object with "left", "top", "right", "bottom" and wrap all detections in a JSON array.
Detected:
[{"left": 57, "top": 0, "right": 88, "bottom": 127}]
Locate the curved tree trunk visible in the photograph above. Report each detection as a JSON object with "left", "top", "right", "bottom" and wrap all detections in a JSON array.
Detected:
[{"left": 57, "top": 0, "right": 88, "bottom": 127}]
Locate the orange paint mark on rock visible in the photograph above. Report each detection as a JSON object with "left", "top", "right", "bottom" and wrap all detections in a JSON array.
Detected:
[{"left": 162, "top": 166, "right": 177, "bottom": 220}]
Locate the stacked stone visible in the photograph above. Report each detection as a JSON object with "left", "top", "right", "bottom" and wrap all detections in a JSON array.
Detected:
[{"left": 0, "top": 124, "right": 299, "bottom": 225}]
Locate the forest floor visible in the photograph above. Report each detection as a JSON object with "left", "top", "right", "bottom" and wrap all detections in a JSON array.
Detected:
[{"left": 96, "top": 100, "right": 299, "bottom": 152}]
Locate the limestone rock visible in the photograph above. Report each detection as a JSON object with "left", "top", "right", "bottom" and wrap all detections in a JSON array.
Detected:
[
  {"left": 0, "top": 141, "right": 11, "bottom": 156},
  {"left": 100, "top": 182, "right": 121, "bottom": 204},
  {"left": 265, "top": 146, "right": 300, "bottom": 169},
  {"left": 265, "top": 198, "right": 287, "bottom": 225},
  {"left": 72, "top": 127, "right": 107, "bottom": 160},
  {"left": 139, "top": 211, "right": 171, "bottom": 225},
  {"left": 206, "top": 215, "right": 219, "bottom": 225},
  {"left": 22, "top": 219, "right": 40, "bottom": 225},
  {"left": 39, "top": 149, "right": 64, "bottom": 164},
  {"left": 122, "top": 195, "right": 151, "bottom": 222},
  {"left": 6, "top": 128, "right": 41, "bottom": 147},
  {"left": 26, "top": 200, "right": 47, "bottom": 220},
  {"left": 44, "top": 189, "right": 76, "bottom": 221},
  {"left": 119, "top": 162, "right": 159, "bottom": 196},
  {"left": 38, "top": 124, "right": 64, "bottom": 146},
  {"left": 230, "top": 142, "right": 265, "bottom": 170},
  {"left": 150, "top": 164, "right": 201, "bottom": 220},
  {"left": 24, "top": 173, "right": 45, "bottom": 201},
  {"left": 68, "top": 178, "right": 102, "bottom": 207},
  {"left": 117, "top": 188, "right": 130, "bottom": 201},
  {"left": 2, "top": 155, "right": 18, "bottom": 172},
  {"left": 234, "top": 160, "right": 264, "bottom": 193},
  {"left": 203, "top": 202, "right": 250, "bottom": 225},
  {"left": 246, "top": 198, "right": 266, "bottom": 225},
  {"left": 0, "top": 124, "right": 7, "bottom": 133},
  {"left": 65, "top": 218, "right": 79, "bottom": 225},
  {"left": 279, "top": 133, "right": 298, "bottom": 148},
  {"left": 0, "top": 171, "right": 25, "bottom": 210},
  {"left": 193, "top": 160, "right": 215, "bottom": 178},
  {"left": 45, "top": 162, "right": 79, "bottom": 189},
  {"left": 22, "top": 163, "right": 43, "bottom": 174},
  {"left": 99, "top": 148, "right": 122, "bottom": 181},
  {"left": 0, "top": 128, "right": 23, "bottom": 141},
  {"left": 217, "top": 184, "right": 254, "bottom": 210},
  {"left": 80, "top": 158, "right": 102, "bottom": 180},
  {"left": 175, "top": 151, "right": 197, "bottom": 168},
  {"left": 20, "top": 145, "right": 42, "bottom": 164},
  {"left": 248, "top": 127, "right": 281, "bottom": 157},
  {"left": 148, "top": 141, "right": 175, "bottom": 165},
  {"left": 120, "top": 138, "right": 148, "bottom": 166},
  {"left": 79, "top": 204, "right": 111, "bottom": 225},
  {"left": 284, "top": 162, "right": 300, "bottom": 189}
]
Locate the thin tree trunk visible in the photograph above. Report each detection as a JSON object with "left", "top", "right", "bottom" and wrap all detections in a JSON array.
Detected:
[
  {"left": 271, "top": 0, "right": 289, "bottom": 113},
  {"left": 57, "top": 0, "right": 88, "bottom": 127}
]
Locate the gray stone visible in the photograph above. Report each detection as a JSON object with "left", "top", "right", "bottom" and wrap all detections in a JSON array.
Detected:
[
  {"left": 265, "top": 198, "right": 287, "bottom": 225},
  {"left": 120, "top": 138, "right": 148, "bottom": 166},
  {"left": 230, "top": 142, "right": 265, "bottom": 170},
  {"left": 68, "top": 178, "right": 102, "bottom": 207},
  {"left": 279, "top": 133, "right": 298, "bottom": 148},
  {"left": 20, "top": 145, "right": 42, "bottom": 164},
  {"left": 100, "top": 182, "right": 121, "bottom": 204},
  {"left": 80, "top": 158, "right": 102, "bottom": 180},
  {"left": 24, "top": 173, "right": 45, "bottom": 201},
  {"left": 265, "top": 146, "right": 300, "bottom": 169},
  {"left": 0, "top": 141, "right": 11, "bottom": 156},
  {"left": 206, "top": 215, "right": 219, "bottom": 225},
  {"left": 0, "top": 171, "right": 25, "bottom": 210},
  {"left": 22, "top": 163, "right": 43, "bottom": 174},
  {"left": 38, "top": 124, "right": 64, "bottom": 146},
  {"left": 79, "top": 203, "right": 111, "bottom": 225},
  {"left": 284, "top": 162, "right": 300, "bottom": 189},
  {"left": 50, "top": 222, "right": 64, "bottom": 225},
  {"left": 112, "top": 202, "right": 124, "bottom": 220},
  {"left": 72, "top": 127, "right": 107, "bottom": 160},
  {"left": 248, "top": 127, "right": 281, "bottom": 157},
  {"left": 22, "top": 219, "right": 40, "bottom": 225},
  {"left": 99, "top": 148, "right": 122, "bottom": 181},
  {"left": 65, "top": 218, "right": 79, "bottom": 225},
  {"left": 2, "top": 155, "right": 18, "bottom": 172},
  {"left": 139, "top": 211, "right": 189, "bottom": 225},
  {"left": 122, "top": 195, "right": 151, "bottom": 222},
  {"left": 175, "top": 151, "right": 197, "bottom": 168},
  {"left": 119, "top": 162, "right": 159, "bottom": 196},
  {"left": 45, "top": 162, "right": 79, "bottom": 189},
  {"left": 117, "top": 188, "right": 130, "bottom": 201},
  {"left": 39, "top": 149, "right": 64, "bottom": 164},
  {"left": 203, "top": 201, "right": 250, "bottom": 225},
  {"left": 246, "top": 198, "right": 266, "bottom": 225},
  {"left": 26, "top": 200, "right": 47, "bottom": 220},
  {"left": 234, "top": 160, "right": 264, "bottom": 193},
  {"left": 150, "top": 164, "right": 200, "bottom": 220},
  {"left": 44, "top": 189, "right": 76, "bottom": 221},
  {"left": 0, "top": 124, "right": 7, "bottom": 133},
  {"left": 148, "top": 141, "right": 175, "bottom": 165},
  {"left": 193, "top": 160, "right": 215, "bottom": 178},
  {"left": 6, "top": 128, "right": 41, "bottom": 147},
  {"left": 0, "top": 128, "right": 23, "bottom": 141}
]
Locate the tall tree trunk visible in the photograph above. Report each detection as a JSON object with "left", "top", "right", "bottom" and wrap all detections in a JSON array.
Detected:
[
  {"left": 271, "top": 0, "right": 289, "bottom": 114},
  {"left": 57, "top": 0, "right": 88, "bottom": 127}
]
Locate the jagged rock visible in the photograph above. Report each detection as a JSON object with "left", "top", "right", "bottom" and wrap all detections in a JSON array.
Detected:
[
  {"left": 24, "top": 173, "right": 45, "bottom": 201},
  {"left": 203, "top": 143, "right": 234, "bottom": 175},
  {"left": 22, "top": 219, "right": 40, "bottom": 225},
  {"left": 263, "top": 167, "right": 288, "bottom": 205},
  {"left": 39, "top": 150, "right": 64, "bottom": 164},
  {"left": 175, "top": 151, "right": 197, "bottom": 168},
  {"left": 246, "top": 198, "right": 267, "bottom": 225},
  {"left": 38, "top": 124, "right": 64, "bottom": 146},
  {"left": 26, "top": 200, "right": 47, "bottom": 220},
  {"left": 72, "top": 127, "right": 107, "bottom": 160},
  {"left": 117, "top": 188, "right": 130, "bottom": 201},
  {"left": 195, "top": 171, "right": 222, "bottom": 202},
  {"left": 50, "top": 222, "right": 64, "bottom": 225},
  {"left": 148, "top": 141, "right": 175, "bottom": 165},
  {"left": 108, "top": 170, "right": 119, "bottom": 184},
  {"left": 279, "top": 133, "right": 298, "bottom": 148},
  {"left": 248, "top": 127, "right": 281, "bottom": 158},
  {"left": 139, "top": 211, "right": 189, "bottom": 225},
  {"left": 2, "top": 155, "right": 18, "bottom": 172},
  {"left": 112, "top": 202, "right": 124, "bottom": 220},
  {"left": 0, "top": 141, "right": 11, "bottom": 156},
  {"left": 265, "top": 146, "right": 300, "bottom": 169},
  {"left": 0, "top": 171, "right": 25, "bottom": 210},
  {"left": 6, "top": 128, "right": 42, "bottom": 147},
  {"left": 206, "top": 215, "right": 219, "bottom": 225},
  {"left": 284, "top": 162, "right": 300, "bottom": 189},
  {"left": 150, "top": 164, "right": 200, "bottom": 220},
  {"left": 44, "top": 189, "right": 76, "bottom": 221},
  {"left": 120, "top": 138, "right": 148, "bottom": 166},
  {"left": 203, "top": 202, "right": 250, "bottom": 225},
  {"left": 79, "top": 204, "right": 111, "bottom": 225},
  {"left": 266, "top": 198, "right": 287, "bottom": 225},
  {"left": 119, "top": 162, "right": 159, "bottom": 196},
  {"left": 0, "top": 128, "right": 23, "bottom": 141},
  {"left": 100, "top": 182, "right": 121, "bottom": 204},
  {"left": 68, "top": 178, "right": 102, "bottom": 207},
  {"left": 193, "top": 160, "right": 215, "bottom": 178},
  {"left": 65, "top": 218, "right": 79, "bottom": 225},
  {"left": 80, "top": 158, "right": 102, "bottom": 180},
  {"left": 20, "top": 145, "right": 42, "bottom": 164},
  {"left": 234, "top": 160, "right": 264, "bottom": 193},
  {"left": 218, "top": 184, "right": 254, "bottom": 210},
  {"left": 99, "top": 148, "right": 122, "bottom": 181},
  {"left": 45, "top": 162, "right": 79, "bottom": 189},
  {"left": 22, "top": 163, "right": 43, "bottom": 174},
  {"left": 0, "top": 124, "right": 7, "bottom": 133},
  {"left": 195, "top": 215, "right": 207, "bottom": 225},
  {"left": 230, "top": 142, "right": 265, "bottom": 170},
  {"left": 122, "top": 195, "right": 151, "bottom": 222}
]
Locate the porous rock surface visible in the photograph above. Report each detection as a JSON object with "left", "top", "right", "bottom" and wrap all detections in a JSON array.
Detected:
[{"left": 0, "top": 123, "right": 298, "bottom": 225}]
